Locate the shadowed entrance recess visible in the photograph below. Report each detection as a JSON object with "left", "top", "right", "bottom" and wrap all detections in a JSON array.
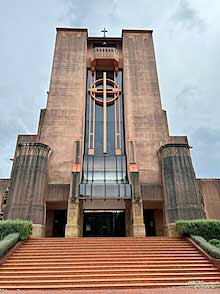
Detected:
[{"left": 83, "top": 210, "right": 125, "bottom": 237}]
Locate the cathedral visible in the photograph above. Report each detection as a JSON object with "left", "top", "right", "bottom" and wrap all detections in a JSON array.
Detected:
[{"left": 1, "top": 28, "right": 220, "bottom": 238}]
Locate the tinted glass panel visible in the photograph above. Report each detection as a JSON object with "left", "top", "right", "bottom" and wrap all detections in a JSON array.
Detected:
[{"left": 80, "top": 70, "right": 131, "bottom": 199}]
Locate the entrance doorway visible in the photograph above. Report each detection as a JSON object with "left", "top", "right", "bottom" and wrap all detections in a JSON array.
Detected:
[
  {"left": 45, "top": 201, "right": 68, "bottom": 237},
  {"left": 83, "top": 210, "right": 125, "bottom": 237},
  {"left": 52, "top": 209, "right": 67, "bottom": 237},
  {"left": 144, "top": 209, "right": 156, "bottom": 236}
]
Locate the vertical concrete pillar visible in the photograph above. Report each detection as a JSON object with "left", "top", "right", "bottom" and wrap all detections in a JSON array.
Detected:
[
  {"left": 78, "top": 200, "right": 84, "bottom": 237},
  {"left": 130, "top": 171, "right": 146, "bottom": 237},
  {"left": 160, "top": 143, "right": 204, "bottom": 236},
  {"left": 132, "top": 199, "right": 146, "bottom": 237},
  {"left": 125, "top": 200, "right": 132, "bottom": 236},
  {"left": 4, "top": 143, "right": 50, "bottom": 237},
  {"left": 65, "top": 199, "right": 80, "bottom": 238},
  {"left": 65, "top": 171, "right": 81, "bottom": 237}
]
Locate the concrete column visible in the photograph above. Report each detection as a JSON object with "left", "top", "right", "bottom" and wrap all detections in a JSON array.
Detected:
[
  {"left": 4, "top": 142, "right": 50, "bottom": 237},
  {"left": 65, "top": 171, "right": 81, "bottom": 237},
  {"left": 160, "top": 143, "right": 205, "bottom": 235},
  {"left": 125, "top": 200, "right": 132, "bottom": 236},
  {"left": 132, "top": 199, "right": 146, "bottom": 237},
  {"left": 65, "top": 199, "right": 80, "bottom": 237},
  {"left": 130, "top": 171, "right": 146, "bottom": 237},
  {"left": 78, "top": 200, "right": 84, "bottom": 237}
]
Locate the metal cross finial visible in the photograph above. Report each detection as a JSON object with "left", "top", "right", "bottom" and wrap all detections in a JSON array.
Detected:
[{"left": 101, "top": 28, "right": 108, "bottom": 38}]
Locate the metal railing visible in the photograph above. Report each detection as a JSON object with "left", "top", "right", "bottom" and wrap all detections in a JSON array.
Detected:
[{"left": 92, "top": 47, "right": 119, "bottom": 62}]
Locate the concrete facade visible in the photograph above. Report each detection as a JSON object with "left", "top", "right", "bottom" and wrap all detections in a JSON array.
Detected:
[{"left": 1, "top": 28, "right": 220, "bottom": 237}]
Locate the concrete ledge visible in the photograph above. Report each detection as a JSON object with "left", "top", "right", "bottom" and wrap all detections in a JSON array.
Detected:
[
  {"left": 56, "top": 27, "right": 88, "bottom": 33},
  {"left": 32, "top": 224, "right": 45, "bottom": 238},
  {"left": 132, "top": 224, "right": 146, "bottom": 237},
  {"left": 65, "top": 224, "right": 80, "bottom": 238},
  {"left": 122, "top": 29, "right": 153, "bottom": 34},
  {"left": 164, "top": 223, "right": 180, "bottom": 237},
  {"left": 187, "top": 237, "right": 220, "bottom": 270},
  {"left": 0, "top": 241, "right": 24, "bottom": 264}
]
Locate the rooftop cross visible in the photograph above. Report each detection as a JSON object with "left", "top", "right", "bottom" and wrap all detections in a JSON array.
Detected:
[{"left": 101, "top": 28, "right": 108, "bottom": 38}]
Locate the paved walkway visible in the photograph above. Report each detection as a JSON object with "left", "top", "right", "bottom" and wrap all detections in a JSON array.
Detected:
[{"left": 1, "top": 288, "right": 220, "bottom": 294}]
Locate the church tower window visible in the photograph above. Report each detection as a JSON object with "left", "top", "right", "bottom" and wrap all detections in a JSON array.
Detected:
[{"left": 79, "top": 68, "right": 131, "bottom": 199}]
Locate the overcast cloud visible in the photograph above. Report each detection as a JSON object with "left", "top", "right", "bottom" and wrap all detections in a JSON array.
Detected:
[{"left": 0, "top": 0, "right": 219, "bottom": 178}]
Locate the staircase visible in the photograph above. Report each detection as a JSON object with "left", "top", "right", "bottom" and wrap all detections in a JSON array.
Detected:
[{"left": 0, "top": 237, "right": 220, "bottom": 290}]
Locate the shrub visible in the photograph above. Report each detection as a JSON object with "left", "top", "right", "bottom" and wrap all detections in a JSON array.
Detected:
[
  {"left": 176, "top": 219, "right": 220, "bottom": 240},
  {"left": 209, "top": 239, "right": 220, "bottom": 248},
  {"left": 191, "top": 235, "right": 220, "bottom": 259},
  {"left": 0, "top": 220, "right": 32, "bottom": 240},
  {"left": 0, "top": 233, "right": 19, "bottom": 257}
]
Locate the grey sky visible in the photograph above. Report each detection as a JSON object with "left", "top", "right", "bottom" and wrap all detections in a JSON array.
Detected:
[{"left": 0, "top": 0, "right": 219, "bottom": 178}]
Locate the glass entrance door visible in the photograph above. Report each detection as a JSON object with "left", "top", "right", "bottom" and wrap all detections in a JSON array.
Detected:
[{"left": 83, "top": 210, "right": 125, "bottom": 237}]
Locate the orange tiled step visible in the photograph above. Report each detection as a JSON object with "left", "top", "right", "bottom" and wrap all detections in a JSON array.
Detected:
[
  {"left": 17, "top": 249, "right": 195, "bottom": 253},
  {"left": 13, "top": 250, "right": 201, "bottom": 258},
  {"left": 26, "top": 237, "right": 183, "bottom": 241},
  {"left": 0, "top": 271, "right": 220, "bottom": 280},
  {"left": 23, "top": 242, "right": 189, "bottom": 246},
  {"left": 1, "top": 283, "right": 220, "bottom": 290},
  {"left": 0, "top": 267, "right": 217, "bottom": 274},
  {"left": 1, "top": 263, "right": 215, "bottom": 271},
  {"left": 7, "top": 255, "right": 206, "bottom": 263},
  {"left": 0, "top": 276, "right": 219, "bottom": 286},
  {"left": 3, "top": 260, "right": 212, "bottom": 267}
]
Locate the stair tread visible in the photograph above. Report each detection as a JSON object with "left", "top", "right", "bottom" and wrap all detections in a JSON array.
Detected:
[
  {"left": 1, "top": 282, "right": 220, "bottom": 289},
  {"left": 0, "top": 271, "right": 219, "bottom": 279},
  {"left": 2, "top": 263, "right": 215, "bottom": 269},
  {"left": 0, "top": 276, "right": 219, "bottom": 284},
  {"left": 4, "top": 261, "right": 212, "bottom": 266},
  {"left": 0, "top": 268, "right": 217, "bottom": 274},
  {"left": 8, "top": 256, "right": 207, "bottom": 261}
]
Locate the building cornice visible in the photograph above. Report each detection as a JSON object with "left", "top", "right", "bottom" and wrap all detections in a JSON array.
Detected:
[
  {"left": 56, "top": 27, "right": 88, "bottom": 33},
  {"left": 122, "top": 29, "right": 153, "bottom": 35}
]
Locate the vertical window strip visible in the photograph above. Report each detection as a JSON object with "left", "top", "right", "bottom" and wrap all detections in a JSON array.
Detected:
[
  {"left": 92, "top": 71, "right": 96, "bottom": 150},
  {"left": 87, "top": 71, "right": 92, "bottom": 151},
  {"left": 117, "top": 73, "right": 121, "bottom": 151},
  {"left": 114, "top": 71, "right": 118, "bottom": 153}
]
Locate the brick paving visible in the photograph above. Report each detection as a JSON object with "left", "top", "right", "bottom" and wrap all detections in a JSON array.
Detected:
[{"left": 1, "top": 288, "right": 220, "bottom": 294}]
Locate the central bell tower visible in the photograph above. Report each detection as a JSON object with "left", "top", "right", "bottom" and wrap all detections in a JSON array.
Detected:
[
  {"left": 64, "top": 31, "right": 147, "bottom": 238},
  {"left": 3, "top": 28, "right": 204, "bottom": 238}
]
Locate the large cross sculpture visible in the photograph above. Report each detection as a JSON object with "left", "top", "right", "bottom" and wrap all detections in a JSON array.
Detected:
[
  {"left": 101, "top": 28, "right": 108, "bottom": 38},
  {"left": 88, "top": 72, "right": 121, "bottom": 153}
]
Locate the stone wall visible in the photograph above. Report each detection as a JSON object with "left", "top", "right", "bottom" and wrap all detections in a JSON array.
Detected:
[
  {"left": 39, "top": 28, "right": 88, "bottom": 185},
  {"left": 122, "top": 30, "right": 170, "bottom": 185},
  {"left": 197, "top": 179, "right": 220, "bottom": 219},
  {"left": 47, "top": 184, "right": 70, "bottom": 202},
  {"left": 0, "top": 179, "right": 10, "bottom": 211}
]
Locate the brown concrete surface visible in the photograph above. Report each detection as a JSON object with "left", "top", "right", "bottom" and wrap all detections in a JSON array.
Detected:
[
  {"left": 0, "top": 179, "right": 10, "bottom": 209},
  {"left": 122, "top": 31, "right": 169, "bottom": 185},
  {"left": 39, "top": 29, "right": 87, "bottom": 185},
  {"left": 197, "top": 179, "right": 220, "bottom": 219}
]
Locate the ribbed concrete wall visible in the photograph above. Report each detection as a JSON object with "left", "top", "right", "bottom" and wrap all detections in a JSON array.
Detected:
[
  {"left": 160, "top": 144, "right": 204, "bottom": 223},
  {"left": 4, "top": 143, "right": 50, "bottom": 224}
]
